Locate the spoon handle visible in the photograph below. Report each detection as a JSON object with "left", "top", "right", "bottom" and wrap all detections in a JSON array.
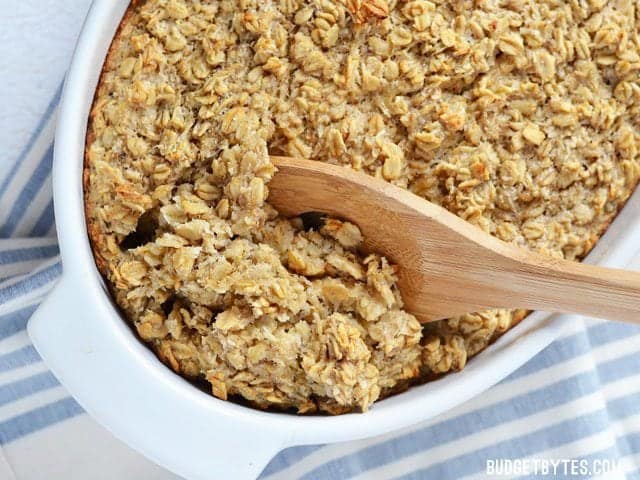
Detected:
[{"left": 493, "top": 248, "right": 640, "bottom": 325}]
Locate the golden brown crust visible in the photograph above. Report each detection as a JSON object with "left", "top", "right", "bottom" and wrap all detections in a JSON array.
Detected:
[
  {"left": 83, "top": 0, "right": 640, "bottom": 415},
  {"left": 84, "top": 1, "right": 140, "bottom": 277}
]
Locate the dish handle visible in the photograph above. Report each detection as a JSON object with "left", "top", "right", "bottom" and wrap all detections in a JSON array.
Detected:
[{"left": 28, "top": 276, "right": 289, "bottom": 480}]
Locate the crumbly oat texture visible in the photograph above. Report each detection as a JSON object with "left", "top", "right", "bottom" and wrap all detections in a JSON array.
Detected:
[{"left": 85, "top": 0, "right": 640, "bottom": 413}]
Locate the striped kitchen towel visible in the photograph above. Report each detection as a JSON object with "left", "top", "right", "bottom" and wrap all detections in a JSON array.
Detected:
[{"left": 1, "top": 85, "right": 640, "bottom": 480}]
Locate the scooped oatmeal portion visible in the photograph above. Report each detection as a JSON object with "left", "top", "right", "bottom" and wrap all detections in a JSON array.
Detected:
[{"left": 85, "top": 0, "right": 640, "bottom": 413}]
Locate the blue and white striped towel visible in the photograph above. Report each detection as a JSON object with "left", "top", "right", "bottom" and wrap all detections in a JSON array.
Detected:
[{"left": 1, "top": 3, "right": 640, "bottom": 480}]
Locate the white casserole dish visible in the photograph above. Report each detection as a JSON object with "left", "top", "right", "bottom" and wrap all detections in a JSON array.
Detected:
[{"left": 27, "top": 1, "right": 640, "bottom": 479}]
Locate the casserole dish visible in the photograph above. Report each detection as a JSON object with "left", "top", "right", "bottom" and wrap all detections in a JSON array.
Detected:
[{"left": 28, "top": 1, "right": 640, "bottom": 478}]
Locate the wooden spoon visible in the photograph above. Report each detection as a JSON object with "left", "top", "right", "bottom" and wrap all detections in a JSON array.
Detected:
[{"left": 267, "top": 155, "right": 640, "bottom": 325}]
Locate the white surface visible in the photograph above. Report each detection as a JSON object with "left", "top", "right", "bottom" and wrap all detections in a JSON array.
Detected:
[
  {"left": 27, "top": 1, "right": 640, "bottom": 479},
  {"left": 0, "top": 0, "right": 91, "bottom": 176},
  {"left": 4, "top": 416, "right": 179, "bottom": 480}
]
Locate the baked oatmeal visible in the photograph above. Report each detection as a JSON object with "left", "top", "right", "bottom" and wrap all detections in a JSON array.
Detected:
[{"left": 85, "top": 0, "right": 640, "bottom": 413}]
